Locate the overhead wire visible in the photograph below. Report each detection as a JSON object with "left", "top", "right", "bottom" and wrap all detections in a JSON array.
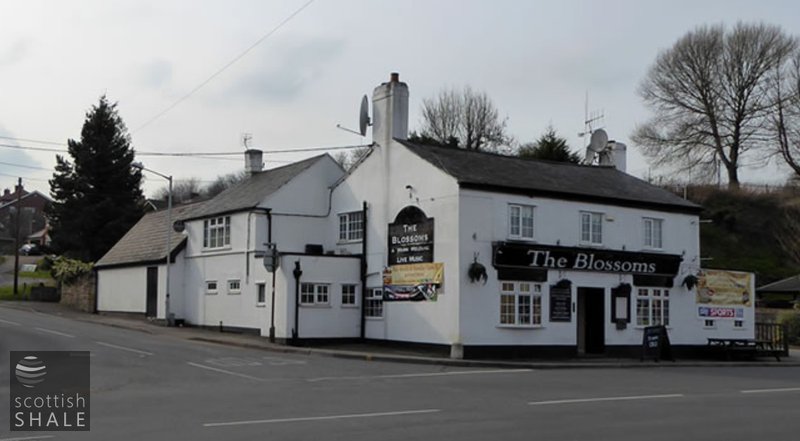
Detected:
[{"left": 132, "top": 0, "right": 316, "bottom": 134}]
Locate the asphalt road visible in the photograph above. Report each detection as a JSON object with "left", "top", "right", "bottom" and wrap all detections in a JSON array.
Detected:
[{"left": 1, "top": 305, "right": 799, "bottom": 441}]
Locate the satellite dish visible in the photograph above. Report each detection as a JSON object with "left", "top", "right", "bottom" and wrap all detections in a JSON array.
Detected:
[
  {"left": 359, "top": 95, "right": 370, "bottom": 137},
  {"left": 588, "top": 129, "right": 608, "bottom": 153}
]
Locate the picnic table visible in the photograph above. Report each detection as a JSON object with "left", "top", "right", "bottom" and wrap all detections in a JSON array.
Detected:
[{"left": 707, "top": 338, "right": 782, "bottom": 361}]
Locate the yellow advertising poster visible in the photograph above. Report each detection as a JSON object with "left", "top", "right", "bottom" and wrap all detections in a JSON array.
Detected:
[
  {"left": 389, "top": 262, "right": 444, "bottom": 285},
  {"left": 696, "top": 270, "right": 752, "bottom": 306},
  {"left": 383, "top": 263, "right": 444, "bottom": 301}
]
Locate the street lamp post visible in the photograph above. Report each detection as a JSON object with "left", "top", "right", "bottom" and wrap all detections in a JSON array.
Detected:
[{"left": 133, "top": 162, "right": 173, "bottom": 326}]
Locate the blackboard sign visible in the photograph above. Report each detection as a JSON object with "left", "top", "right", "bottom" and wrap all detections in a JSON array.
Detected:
[
  {"left": 388, "top": 207, "right": 434, "bottom": 266},
  {"left": 641, "top": 325, "right": 673, "bottom": 362},
  {"left": 549, "top": 287, "right": 572, "bottom": 322}
]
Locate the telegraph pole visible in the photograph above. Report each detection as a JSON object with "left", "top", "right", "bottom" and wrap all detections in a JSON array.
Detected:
[{"left": 13, "top": 177, "right": 22, "bottom": 297}]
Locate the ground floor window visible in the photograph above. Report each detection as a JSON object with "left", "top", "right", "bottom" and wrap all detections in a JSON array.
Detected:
[
  {"left": 300, "top": 283, "right": 330, "bottom": 306},
  {"left": 636, "top": 287, "right": 669, "bottom": 326},
  {"left": 499, "top": 281, "right": 542, "bottom": 326},
  {"left": 256, "top": 283, "right": 266, "bottom": 305},
  {"left": 365, "top": 288, "right": 383, "bottom": 318},
  {"left": 341, "top": 284, "right": 358, "bottom": 307}
]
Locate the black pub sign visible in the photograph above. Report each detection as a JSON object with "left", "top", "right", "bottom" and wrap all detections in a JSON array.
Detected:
[
  {"left": 493, "top": 243, "right": 681, "bottom": 276},
  {"left": 388, "top": 206, "right": 434, "bottom": 265}
]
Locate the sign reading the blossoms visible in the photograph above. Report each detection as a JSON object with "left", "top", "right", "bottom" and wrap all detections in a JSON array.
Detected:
[{"left": 388, "top": 206, "right": 434, "bottom": 265}]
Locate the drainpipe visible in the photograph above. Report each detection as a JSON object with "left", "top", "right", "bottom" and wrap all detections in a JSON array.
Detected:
[
  {"left": 360, "top": 201, "right": 368, "bottom": 339},
  {"left": 267, "top": 210, "right": 276, "bottom": 343},
  {"left": 292, "top": 260, "right": 303, "bottom": 345}
]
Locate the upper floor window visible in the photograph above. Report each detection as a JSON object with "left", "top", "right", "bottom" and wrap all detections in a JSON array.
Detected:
[
  {"left": 643, "top": 217, "right": 663, "bottom": 249},
  {"left": 338, "top": 211, "right": 364, "bottom": 242},
  {"left": 203, "top": 216, "right": 231, "bottom": 249},
  {"left": 580, "top": 212, "right": 603, "bottom": 245},
  {"left": 508, "top": 204, "right": 535, "bottom": 239}
]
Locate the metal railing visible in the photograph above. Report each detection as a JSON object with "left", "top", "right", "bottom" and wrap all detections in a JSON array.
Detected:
[{"left": 755, "top": 322, "right": 790, "bottom": 357}]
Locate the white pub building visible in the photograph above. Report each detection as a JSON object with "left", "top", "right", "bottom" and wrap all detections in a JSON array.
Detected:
[{"left": 96, "top": 73, "right": 755, "bottom": 359}]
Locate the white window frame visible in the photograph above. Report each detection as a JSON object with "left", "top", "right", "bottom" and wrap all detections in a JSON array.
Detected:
[
  {"left": 643, "top": 217, "right": 664, "bottom": 249},
  {"left": 508, "top": 204, "right": 535, "bottom": 240},
  {"left": 580, "top": 211, "right": 603, "bottom": 245},
  {"left": 256, "top": 282, "right": 266, "bottom": 306},
  {"left": 635, "top": 287, "right": 670, "bottom": 327},
  {"left": 365, "top": 288, "right": 383, "bottom": 319},
  {"left": 227, "top": 279, "right": 241, "bottom": 295},
  {"left": 338, "top": 211, "right": 364, "bottom": 242},
  {"left": 203, "top": 216, "right": 231, "bottom": 249},
  {"left": 300, "top": 283, "right": 330, "bottom": 306},
  {"left": 498, "top": 281, "right": 542, "bottom": 327},
  {"left": 341, "top": 284, "right": 358, "bottom": 307},
  {"left": 205, "top": 280, "right": 218, "bottom": 295}
]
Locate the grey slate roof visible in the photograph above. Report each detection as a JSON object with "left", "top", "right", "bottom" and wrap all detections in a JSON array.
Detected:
[
  {"left": 399, "top": 140, "right": 702, "bottom": 213},
  {"left": 757, "top": 275, "right": 800, "bottom": 293},
  {"left": 186, "top": 155, "right": 326, "bottom": 220},
  {"left": 95, "top": 201, "right": 207, "bottom": 268}
]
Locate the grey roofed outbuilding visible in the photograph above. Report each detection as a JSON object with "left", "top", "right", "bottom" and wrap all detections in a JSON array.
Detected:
[
  {"left": 95, "top": 201, "right": 207, "bottom": 268},
  {"left": 399, "top": 140, "right": 702, "bottom": 214},
  {"left": 184, "top": 155, "right": 328, "bottom": 221},
  {"left": 757, "top": 275, "right": 800, "bottom": 293}
]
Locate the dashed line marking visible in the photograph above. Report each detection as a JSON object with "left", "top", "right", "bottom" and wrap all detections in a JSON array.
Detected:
[
  {"left": 203, "top": 409, "right": 441, "bottom": 427},
  {"left": 308, "top": 368, "right": 532, "bottom": 382},
  {"left": 187, "top": 362, "right": 266, "bottom": 382},
  {"left": 35, "top": 327, "right": 75, "bottom": 338},
  {"left": 96, "top": 341, "right": 154, "bottom": 356},
  {"left": 741, "top": 387, "right": 800, "bottom": 394},
  {"left": 528, "top": 394, "right": 684, "bottom": 406}
]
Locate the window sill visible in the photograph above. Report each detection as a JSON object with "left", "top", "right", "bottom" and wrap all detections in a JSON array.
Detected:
[
  {"left": 300, "top": 304, "right": 332, "bottom": 308},
  {"left": 341, "top": 305, "right": 359, "bottom": 309},
  {"left": 205, "top": 292, "right": 218, "bottom": 296},
  {"left": 365, "top": 316, "right": 384, "bottom": 321},
  {"left": 202, "top": 246, "right": 232, "bottom": 253},
  {"left": 227, "top": 292, "right": 241, "bottom": 295},
  {"left": 256, "top": 303, "right": 266, "bottom": 308},
  {"left": 634, "top": 325, "right": 672, "bottom": 330},
  {"left": 507, "top": 236, "right": 536, "bottom": 242},
  {"left": 496, "top": 324, "right": 544, "bottom": 329},
  {"left": 337, "top": 240, "right": 363, "bottom": 245}
]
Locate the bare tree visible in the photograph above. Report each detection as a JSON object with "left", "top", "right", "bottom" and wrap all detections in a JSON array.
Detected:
[
  {"left": 633, "top": 23, "right": 797, "bottom": 188},
  {"left": 774, "top": 51, "right": 800, "bottom": 178},
  {"left": 205, "top": 171, "right": 247, "bottom": 198},
  {"left": 418, "top": 86, "right": 511, "bottom": 152},
  {"left": 154, "top": 177, "right": 203, "bottom": 203},
  {"left": 333, "top": 146, "right": 372, "bottom": 172}
]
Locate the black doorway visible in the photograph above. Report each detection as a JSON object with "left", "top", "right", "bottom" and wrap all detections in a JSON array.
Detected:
[
  {"left": 146, "top": 266, "right": 158, "bottom": 317},
  {"left": 577, "top": 287, "right": 605, "bottom": 355}
]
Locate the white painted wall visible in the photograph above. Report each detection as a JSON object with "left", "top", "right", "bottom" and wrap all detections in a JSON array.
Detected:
[{"left": 97, "top": 266, "right": 147, "bottom": 313}]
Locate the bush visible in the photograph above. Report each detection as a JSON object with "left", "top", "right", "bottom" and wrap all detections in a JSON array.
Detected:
[
  {"left": 51, "top": 257, "right": 93, "bottom": 285},
  {"left": 37, "top": 255, "right": 54, "bottom": 271},
  {"left": 778, "top": 310, "right": 800, "bottom": 346}
]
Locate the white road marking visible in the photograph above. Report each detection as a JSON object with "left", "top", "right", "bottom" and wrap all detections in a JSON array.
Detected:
[
  {"left": 262, "top": 356, "right": 307, "bottom": 366},
  {"left": 187, "top": 362, "right": 266, "bottom": 382},
  {"left": 307, "top": 368, "right": 532, "bottom": 382},
  {"left": 0, "top": 318, "right": 21, "bottom": 326},
  {"left": 741, "top": 387, "right": 800, "bottom": 394},
  {"left": 35, "top": 327, "right": 75, "bottom": 338},
  {"left": 203, "top": 408, "right": 441, "bottom": 427},
  {"left": 95, "top": 341, "right": 154, "bottom": 356},
  {"left": 0, "top": 435, "right": 55, "bottom": 441},
  {"left": 528, "top": 394, "right": 684, "bottom": 406}
]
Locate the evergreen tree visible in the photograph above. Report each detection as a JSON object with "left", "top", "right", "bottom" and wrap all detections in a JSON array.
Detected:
[
  {"left": 48, "top": 96, "right": 144, "bottom": 261},
  {"left": 518, "top": 126, "right": 581, "bottom": 163}
]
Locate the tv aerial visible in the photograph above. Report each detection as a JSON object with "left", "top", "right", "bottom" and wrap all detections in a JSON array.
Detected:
[{"left": 336, "top": 95, "right": 371, "bottom": 137}]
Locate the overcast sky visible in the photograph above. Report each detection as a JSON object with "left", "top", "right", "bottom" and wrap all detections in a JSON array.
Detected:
[{"left": 1, "top": 0, "right": 799, "bottom": 197}]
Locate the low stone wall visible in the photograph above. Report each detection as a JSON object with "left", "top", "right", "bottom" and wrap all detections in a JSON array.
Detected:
[{"left": 59, "top": 274, "right": 95, "bottom": 313}]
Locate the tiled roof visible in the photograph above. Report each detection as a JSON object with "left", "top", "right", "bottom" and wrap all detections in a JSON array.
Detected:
[
  {"left": 186, "top": 155, "right": 326, "bottom": 220},
  {"left": 95, "top": 201, "right": 207, "bottom": 268},
  {"left": 399, "top": 140, "right": 702, "bottom": 213},
  {"left": 757, "top": 275, "right": 800, "bottom": 293}
]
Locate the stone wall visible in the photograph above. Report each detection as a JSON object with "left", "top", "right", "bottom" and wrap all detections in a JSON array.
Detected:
[{"left": 60, "top": 273, "right": 95, "bottom": 313}]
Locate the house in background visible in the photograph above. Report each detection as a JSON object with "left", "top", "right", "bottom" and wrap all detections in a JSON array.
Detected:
[
  {"left": 757, "top": 275, "right": 800, "bottom": 308},
  {"left": 97, "top": 73, "right": 756, "bottom": 359},
  {"left": 0, "top": 184, "right": 51, "bottom": 252}
]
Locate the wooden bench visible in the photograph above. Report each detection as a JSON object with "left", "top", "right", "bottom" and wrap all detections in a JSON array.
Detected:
[{"left": 707, "top": 338, "right": 782, "bottom": 361}]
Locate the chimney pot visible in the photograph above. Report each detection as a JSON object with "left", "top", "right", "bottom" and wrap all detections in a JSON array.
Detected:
[{"left": 390, "top": 72, "right": 399, "bottom": 83}]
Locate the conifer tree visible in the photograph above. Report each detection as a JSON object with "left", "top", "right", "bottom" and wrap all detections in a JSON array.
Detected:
[{"left": 48, "top": 96, "right": 144, "bottom": 261}]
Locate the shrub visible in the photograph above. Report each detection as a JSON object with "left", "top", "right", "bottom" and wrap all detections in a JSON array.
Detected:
[
  {"left": 778, "top": 310, "right": 800, "bottom": 346},
  {"left": 51, "top": 257, "right": 93, "bottom": 285}
]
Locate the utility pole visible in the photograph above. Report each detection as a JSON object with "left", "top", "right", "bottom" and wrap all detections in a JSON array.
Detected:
[{"left": 13, "top": 177, "right": 22, "bottom": 297}]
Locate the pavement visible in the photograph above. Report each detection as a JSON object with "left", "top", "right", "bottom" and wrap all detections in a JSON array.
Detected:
[{"left": 2, "top": 300, "right": 798, "bottom": 369}]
